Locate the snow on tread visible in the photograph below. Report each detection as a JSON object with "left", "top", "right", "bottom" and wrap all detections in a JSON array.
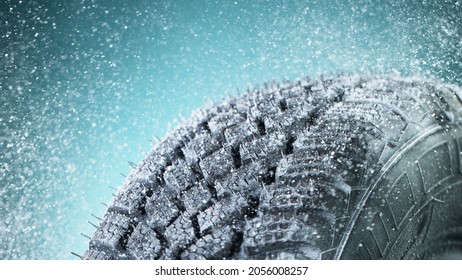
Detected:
[{"left": 84, "top": 75, "right": 462, "bottom": 260}]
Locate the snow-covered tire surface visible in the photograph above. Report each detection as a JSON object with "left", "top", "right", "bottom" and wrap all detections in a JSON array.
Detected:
[{"left": 83, "top": 75, "right": 462, "bottom": 260}]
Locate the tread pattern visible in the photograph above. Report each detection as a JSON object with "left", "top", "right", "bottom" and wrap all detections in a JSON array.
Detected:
[{"left": 83, "top": 75, "right": 462, "bottom": 259}]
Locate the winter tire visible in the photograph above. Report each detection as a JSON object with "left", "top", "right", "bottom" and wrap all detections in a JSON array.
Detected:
[{"left": 83, "top": 75, "right": 462, "bottom": 260}]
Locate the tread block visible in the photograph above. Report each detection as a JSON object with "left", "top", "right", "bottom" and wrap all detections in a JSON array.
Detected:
[
  {"left": 183, "top": 132, "right": 222, "bottom": 164},
  {"left": 111, "top": 182, "right": 146, "bottom": 216},
  {"left": 154, "top": 136, "right": 187, "bottom": 162},
  {"left": 90, "top": 212, "right": 131, "bottom": 253},
  {"left": 249, "top": 99, "right": 281, "bottom": 120},
  {"left": 243, "top": 211, "right": 330, "bottom": 258},
  {"left": 223, "top": 122, "right": 259, "bottom": 147},
  {"left": 163, "top": 160, "right": 200, "bottom": 194},
  {"left": 275, "top": 172, "right": 350, "bottom": 213},
  {"left": 134, "top": 152, "right": 169, "bottom": 178},
  {"left": 266, "top": 110, "right": 301, "bottom": 133},
  {"left": 180, "top": 226, "right": 236, "bottom": 259},
  {"left": 199, "top": 149, "right": 234, "bottom": 183},
  {"left": 164, "top": 212, "right": 197, "bottom": 256},
  {"left": 214, "top": 168, "right": 261, "bottom": 198},
  {"left": 239, "top": 132, "right": 286, "bottom": 166},
  {"left": 83, "top": 250, "right": 110, "bottom": 260},
  {"left": 197, "top": 196, "right": 247, "bottom": 232},
  {"left": 181, "top": 181, "right": 212, "bottom": 215},
  {"left": 126, "top": 222, "right": 162, "bottom": 260},
  {"left": 145, "top": 189, "right": 180, "bottom": 230},
  {"left": 208, "top": 110, "right": 246, "bottom": 135}
]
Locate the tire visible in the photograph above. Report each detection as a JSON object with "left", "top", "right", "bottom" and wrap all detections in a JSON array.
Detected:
[{"left": 83, "top": 75, "right": 462, "bottom": 260}]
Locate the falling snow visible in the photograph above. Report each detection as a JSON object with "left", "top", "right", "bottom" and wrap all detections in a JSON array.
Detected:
[{"left": 1, "top": 0, "right": 461, "bottom": 259}]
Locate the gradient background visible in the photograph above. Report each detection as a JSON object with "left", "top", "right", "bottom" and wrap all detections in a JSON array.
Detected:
[{"left": 1, "top": 0, "right": 461, "bottom": 259}]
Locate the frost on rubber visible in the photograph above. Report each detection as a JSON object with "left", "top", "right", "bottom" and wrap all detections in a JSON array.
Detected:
[{"left": 83, "top": 75, "right": 462, "bottom": 260}]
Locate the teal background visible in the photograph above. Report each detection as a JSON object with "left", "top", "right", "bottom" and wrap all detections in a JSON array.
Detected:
[{"left": 1, "top": 0, "right": 461, "bottom": 259}]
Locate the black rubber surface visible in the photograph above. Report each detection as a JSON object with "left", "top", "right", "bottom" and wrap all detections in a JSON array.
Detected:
[{"left": 83, "top": 75, "right": 462, "bottom": 259}]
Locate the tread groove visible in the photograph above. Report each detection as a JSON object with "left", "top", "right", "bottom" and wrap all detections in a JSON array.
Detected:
[
  {"left": 284, "top": 135, "right": 296, "bottom": 155},
  {"left": 245, "top": 194, "right": 260, "bottom": 218},
  {"left": 279, "top": 99, "right": 288, "bottom": 111},
  {"left": 231, "top": 146, "right": 242, "bottom": 169},
  {"left": 260, "top": 166, "right": 277, "bottom": 185},
  {"left": 119, "top": 222, "right": 137, "bottom": 252},
  {"left": 191, "top": 214, "right": 201, "bottom": 239},
  {"left": 229, "top": 231, "right": 244, "bottom": 258},
  {"left": 152, "top": 227, "right": 170, "bottom": 259},
  {"left": 171, "top": 196, "right": 186, "bottom": 213},
  {"left": 199, "top": 121, "right": 211, "bottom": 133},
  {"left": 255, "top": 118, "right": 267, "bottom": 136},
  {"left": 205, "top": 180, "right": 218, "bottom": 200}
]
